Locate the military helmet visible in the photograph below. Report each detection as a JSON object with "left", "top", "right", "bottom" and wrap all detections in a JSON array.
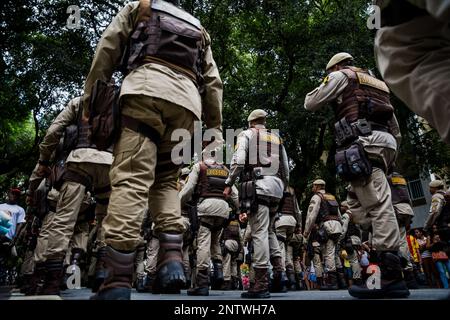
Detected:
[
  {"left": 326, "top": 52, "right": 353, "bottom": 71},
  {"left": 313, "top": 179, "right": 326, "bottom": 186},
  {"left": 247, "top": 109, "right": 268, "bottom": 122},
  {"left": 429, "top": 180, "right": 444, "bottom": 188}
]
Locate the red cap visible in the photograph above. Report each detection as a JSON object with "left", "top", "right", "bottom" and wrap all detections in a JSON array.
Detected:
[{"left": 10, "top": 188, "right": 22, "bottom": 196}]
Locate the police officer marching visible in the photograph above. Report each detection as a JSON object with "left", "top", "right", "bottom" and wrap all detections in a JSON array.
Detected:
[
  {"left": 179, "top": 147, "right": 239, "bottom": 296},
  {"left": 303, "top": 179, "right": 343, "bottom": 290},
  {"left": 224, "top": 109, "right": 290, "bottom": 299},
  {"left": 304, "top": 53, "right": 409, "bottom": 299},
  {"left": 81, "top": 0, "right": 223, "bottom": 300}
]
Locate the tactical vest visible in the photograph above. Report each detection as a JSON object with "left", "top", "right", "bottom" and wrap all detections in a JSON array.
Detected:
[
  {"left": 196, "top": 162, "right": 229, "bottom": 199},
  {"left": 62, "top": 102, "right": 96, "bottom": 151},
  {"left": 223, "top": 220, "right": 240, "bottom": 242},
  {"left": 279, "top": 191, "right": 295, "bottom": 215},
  {"left": 436, "top": 193, "right": 450, "bottom": 228},
  {"left": 335, "top": 67, "right": 394, "bottom": 127},
  {"left": 127, "top": 0, "right": 204, "bottom": 85},
  {"left": 316, "top": 192, "right": 340, "bottom": 223},
  {"left": 389, "top": 172, "right": 412, "bottom": 205},
  {"left": 245, "top": 128, "right": 282, "bottom": 175}
]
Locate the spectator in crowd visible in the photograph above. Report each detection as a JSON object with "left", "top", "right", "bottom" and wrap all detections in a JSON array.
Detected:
[
  {"left": 429, "top": 234, "right": 450, "bottom": 289},
  {"left": 0, "top": 189, "right": 26, "bottom": 244},
  {"left": 415, "top": 228, "right": 441, "bottom": 288}
]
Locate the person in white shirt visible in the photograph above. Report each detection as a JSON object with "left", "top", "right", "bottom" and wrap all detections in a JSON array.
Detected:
[{"left": 0, "top": 189, "right": 26, "bottom": 242}]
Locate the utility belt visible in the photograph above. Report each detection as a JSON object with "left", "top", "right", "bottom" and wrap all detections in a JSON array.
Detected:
[
  {"left": 379, "top": 0, "right": 428, "bottom": 27},
  {"left": 63, "top": 170, "right": 92, "bottom": 191},
  {"left": 200, "top": 221, "right": 224, "bottom": 232},
  {"left": 334, "top": 118, "right": 389, "bottom": 147},
  {"left": 322, "top": 215, "right": 341, "bottom": 222},
  {"left": 333, "top": 118, "right": 388, "bottom": 182},
  {"left": 142, "top": 56, "right": 198, "bottom": 86}
]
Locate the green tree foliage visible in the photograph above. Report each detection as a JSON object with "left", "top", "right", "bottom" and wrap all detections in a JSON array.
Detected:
[{"left": 1, "top": 0, "right": 449, "bottom": 208}]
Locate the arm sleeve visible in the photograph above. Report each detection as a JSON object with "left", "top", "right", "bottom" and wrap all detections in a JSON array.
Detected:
[
  {"left": 82, "top": 2, "right": 138, "bottom": 116},
  {"left": 304, "top": 72, "right": 348, "bottom": 112},
  {"left": 225, "top": 132, "right": 248, "bottom": 186},
  {"left": 425, "top": 195, "right": 444, "bottom": 230},
  {"left": 230, "top": 185, "right": 240, "bottom": 211},
  {"left": 304, "top": 195, "right": 321, "bottom": 237},
  {"left": 38, "top": 98, "right": 79, "bottom": 163},
  {"left": 179, "top": 164, "right": 200, "bottom": 206},
  {"left": 280, "top": 144, "right": 290, "bottom": 186},
  {"left": 201, "top": 29, "right": 223, "bottom": 132}
]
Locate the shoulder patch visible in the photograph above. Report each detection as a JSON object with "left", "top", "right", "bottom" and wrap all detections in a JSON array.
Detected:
[
  {"left": 356, "top": 72, "right": 390, "bottom": 93},
  {"left": 391, "top": 177, "right": 407, "bottom": 186},
  {"left": 322, "top": 76, "right": 329, "bottom": 85}
]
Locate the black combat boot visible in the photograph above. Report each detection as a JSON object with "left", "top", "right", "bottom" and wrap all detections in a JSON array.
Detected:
[
  {"left": 19, "top": 274, "right": 32, "bottom": 294},
  {"left": 285, "top": 265, "right": 296, "bottom": 291},
  {"left": 41, "top": 258, "right": 64, "bottom": 295},
  {"left": 320, "top": 272, "right": 339, "bottom": 291},
  {"left": 187, "top": 269, "right": 210, "bottom": 296},
  {"left": 270, "top": 256, "right": 287, "bottom": 293},
  {"left": 337, "top": 268, "right": 348, "bottom": 289},
  {"left": 135, "top": 274, "right": 147, "bottom": 293},
  {"left": 92, "top": 247, "right": 107, "bottom": 293},
  {"left": 221, "top": 279, "right": 232, "bottom": 290},
  {"left": 241, "top": 268, "right": 270, "bottom": 299},
  {"left": 90, "top": 246, "right": 136, "bottom": 300},
  {"left": 349, "top": 251, "right": 410, "bottom": 299},
  {"left": 26, "top": 262, "right": 46, "bottom": 296},
  {"left": 211, "top": 259, "right": 224, "bottom": 289},
  {"left": 152, "top": 233, "right": 186, "bottom": 294}
]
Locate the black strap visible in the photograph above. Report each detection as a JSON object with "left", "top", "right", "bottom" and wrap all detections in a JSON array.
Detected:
[
  {"left": 94, "top": 185, "right": 111, "bottom": 195},
  {"left": 122, "top": 115, "right": 161, "bottom": 144},
  {"left": 63, "top": 170, "right": 92, "bottom": 190},
  {"left": 95, "top": 197, "right": 110, "bottom": 206}
]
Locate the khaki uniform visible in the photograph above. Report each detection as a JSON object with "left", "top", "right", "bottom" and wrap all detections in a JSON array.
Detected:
[
  {"left": 179, "top": 160, "right": 239, "bottom": 272},
  {"left": 32, "top": 185, "right": 92, "bottom": 263},
  {"left": 393, "top": 203, "right": 414, "bottom": 271},
  {"left": 374, "top": 1, "right": 450, "bottom": 143},
  {"left": 425, "top": 191, "right": 446, "bottom": 231},
  {"left": 305, "top": 72, "right": 401, "bottom": 252},
  {"left": 225, "top": 125, "right": 289, "bottom": 269},
  {"left": 341, "top": 212, "right": 362, "bottom": 280},
  {"left": 223, "top": 238, "right": 240, "bottom": 282},
  {"left": 274, "top": 188, "right": 302, "bottom": 271},
  {"left": 304, "top": 190, "right": 343, "bottom": 272},
  {"left": 33, "top": 98, "right": 112, "bottom": 260},
  {"left": 82, "top": 1, "right": 222, "bottom": 251},
  {"left": 144, "top": 235, "right": 159, "bottom": 276}
]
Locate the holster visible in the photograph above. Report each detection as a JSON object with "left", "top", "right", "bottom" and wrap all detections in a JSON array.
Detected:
[
  {"left": 335, "top": 141, "right": 372, "bottom": 182},
  {"left": 334, "top": 118, "right": 372, "bottom": 147},
  {"left": 239, "top": 180, "right": 258, "bottom": 215},
  {"left": 88, "top": 80, "right": 121, "bottom": 151}
]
